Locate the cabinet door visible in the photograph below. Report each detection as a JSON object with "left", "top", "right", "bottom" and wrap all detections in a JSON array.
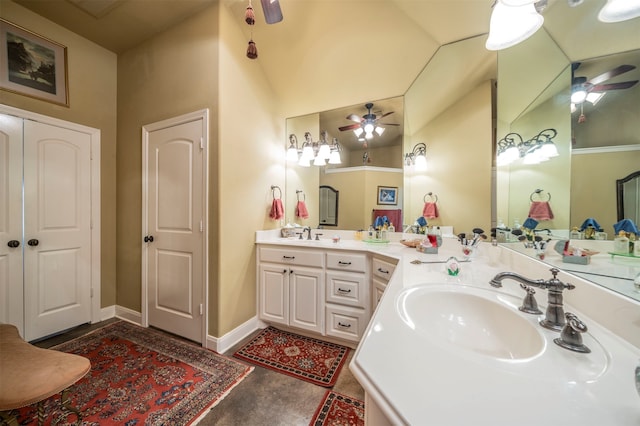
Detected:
[
  {"left": 258, "top": 263, "right": 289, "bottom": 325},
  {"left": 290, "top": 266, "right": 324, "bottom": 333}
]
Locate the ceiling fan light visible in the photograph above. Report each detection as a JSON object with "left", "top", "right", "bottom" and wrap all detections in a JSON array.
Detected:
[
  {"left": 364, "top": 122, "right": 375, "bottom": 134},
  {"left": 375, "top": 126, "right": 385, "bottom": 136},
  {"left": 485, "top": 2, "right": 544, "bottom": 51},
  {"left": 353, "top": 127, "right": 364, "bottom": 137},
  {"left": 570, "top": 88, "right": 588, "bottom": 104},
  {"left": 598, "top": 0, "right": 640, "bottom": 22},
  {"left": 365, "top": 132, "right": 374, "bottom": 140}
]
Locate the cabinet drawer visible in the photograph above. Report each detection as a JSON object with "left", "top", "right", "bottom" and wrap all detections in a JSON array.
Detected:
[
  {"left": 326, "top": 271, "right": 366, "bottom": 308},
  {"left": 372, "top": 257, "right": 397, "bottom": 281},
  {"left": 326, "top": 252, "right": 367, "bottom": 273},
  {"left": 372, "top": 277, "right": 388, "bottom": 312},
  {"left": 259, "top": 246, "right": 324, "bottom": 268},
  {"left": 325, "top": 305, "right": 367, "bottom": 342}
]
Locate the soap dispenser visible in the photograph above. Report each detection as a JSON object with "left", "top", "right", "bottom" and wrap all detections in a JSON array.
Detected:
[{"left": 614, "top": 232, "right": 630, "bottom": 254}]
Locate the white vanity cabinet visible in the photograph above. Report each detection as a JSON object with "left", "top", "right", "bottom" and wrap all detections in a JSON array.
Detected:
[
  {"left": 371, "top": 256, "right": 397, "bottom": 311},
  {"left": 325, "top": 251, "right": 370, "bottom": 342},
  {"left": 258, "top": 246, "right": 325, "bottom": 334}
]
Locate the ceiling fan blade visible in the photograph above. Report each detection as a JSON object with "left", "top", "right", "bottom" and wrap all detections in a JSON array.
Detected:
[
  {"left": 378, "top": 111, "right": 395, "bottom": 119},
  {"left": 379, "top": 123, "right": 400, "bottom": 126},
  {"left": 590, "top": 81, "right": 638, "bottom": 91},
  {"left": 260, "top": 0, "right": 283, "bottom": 24},
  {"left": 588, "top": 64, "right": 635, "bottom": 85},
  {"left": 339, "top": 123, "right": 362, "bottom": 131}
]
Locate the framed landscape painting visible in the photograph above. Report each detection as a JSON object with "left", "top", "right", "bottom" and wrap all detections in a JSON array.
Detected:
[
  {"left": 0, "top": 19, "right": 69, "bottom": 106},
  {"left": 377, "top": 186, "right": 398, "bottom": 205}
]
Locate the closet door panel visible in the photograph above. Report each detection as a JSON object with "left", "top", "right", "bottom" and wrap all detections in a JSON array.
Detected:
[
  {"left": 0, "top": 113, "right": 24, "bottom": 330},
  {"left": 23, "top": 120, "right": 92, "bottom": 341}
]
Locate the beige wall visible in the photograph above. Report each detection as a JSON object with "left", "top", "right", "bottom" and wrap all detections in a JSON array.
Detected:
[
  {"left": 571, "top": 150, "right": 640, "bottom": 236},
  {"left": 1, "top": 1, "right": 118, "bottom": 307},
  {"left": 404, "top": 81, "right": 493, "bottom": 235}
]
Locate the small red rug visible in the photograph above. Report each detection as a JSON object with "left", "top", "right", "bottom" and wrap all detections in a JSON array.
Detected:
[
  {"left": 14, "top": 321, "right": 252, "bottom": 425},
  {"left": 310, "top": 390, "right": 365, "bottom": 426},
  {"left": 233, "top": 326, "right": 349, "bottom": 387}
]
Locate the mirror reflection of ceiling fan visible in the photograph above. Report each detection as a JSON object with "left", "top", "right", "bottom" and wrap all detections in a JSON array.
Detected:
[
  {"left": 338, "top": 103, "right": 399, "bottom": 147},
  {"left": 571, "top": 62, "right": 638, "bottom": 106}
]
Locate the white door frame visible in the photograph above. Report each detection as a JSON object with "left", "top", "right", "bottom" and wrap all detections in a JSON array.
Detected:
[
  {"left": 0, "top": 104, "right": 102, "bottom": 328},
  {"left": 141, "top": 109, "right": 209, "bottom": 346}
]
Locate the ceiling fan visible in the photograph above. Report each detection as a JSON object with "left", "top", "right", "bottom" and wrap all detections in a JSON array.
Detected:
[
  {"left": 338, "top": 103, "right": 399, "bottom": 144},
  {"left": 571, "top": 62, "right": 638, "bottom": 105}
]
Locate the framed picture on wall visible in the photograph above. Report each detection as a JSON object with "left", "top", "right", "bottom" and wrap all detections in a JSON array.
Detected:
[
  {"left": 0, "top": 18, "right": 69, "bottom": 106},
  {"left": 377, "top": 186, "right": 398, "bottom": 205}
]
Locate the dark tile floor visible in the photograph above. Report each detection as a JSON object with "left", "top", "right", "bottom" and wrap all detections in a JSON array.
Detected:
[{"left": 35, "top": 320, "right": 365, "bottom": 425}]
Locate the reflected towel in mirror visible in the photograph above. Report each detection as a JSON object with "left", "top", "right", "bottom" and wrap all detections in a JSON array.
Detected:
[
  {"left": 296, "top": 201, "right": 309, "bottom": 219},
  {"left": 528, "top": 201, "right": 554, "bottom": 221},
  {"left": 422, "top": 202, "right": 439, "bottom": 219}
]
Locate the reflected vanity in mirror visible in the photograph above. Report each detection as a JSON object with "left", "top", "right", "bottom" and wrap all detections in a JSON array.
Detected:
[
  {"left": 496, "top": 1, "right": 640, "bottom": 302},
  {"left": 319, "top": 185, "right": 339, "bottom": 227}
]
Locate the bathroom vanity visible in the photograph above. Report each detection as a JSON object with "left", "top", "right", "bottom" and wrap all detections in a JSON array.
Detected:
[{"left": 255, "top": 231, "right": 640, "bottom": 425}]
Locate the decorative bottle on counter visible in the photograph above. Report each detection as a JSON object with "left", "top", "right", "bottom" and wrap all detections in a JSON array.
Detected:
[
  {"left": 613, "top": 232, "right": 630, "bottom": 254},
  {"left": 388, "top": 222, "right": 395, "bottom": 233}
]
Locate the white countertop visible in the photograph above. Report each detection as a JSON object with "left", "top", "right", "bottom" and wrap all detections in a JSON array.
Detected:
[{"left": 256, "top": 231, "right": 640, "bottom": 425}]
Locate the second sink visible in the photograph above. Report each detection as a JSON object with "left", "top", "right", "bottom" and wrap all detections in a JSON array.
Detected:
[{"left": 396, "top": 285, "right": 545, "bottom": 360}]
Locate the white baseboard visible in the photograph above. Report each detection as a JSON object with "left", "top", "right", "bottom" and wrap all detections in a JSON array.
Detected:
[
  {"left": 115, "top": 305, "right": 142, "bottom": 325},
  {"left": 100, "top": 305, "right": 116, "bottom": 321},
  {"left": 206, "top": 316, "right": 261, "bottom": 354}
]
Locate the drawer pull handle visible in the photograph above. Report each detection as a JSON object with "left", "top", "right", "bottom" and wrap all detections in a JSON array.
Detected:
[
  {"left": 337, "top": 288, "right": 351, "bottom": 293},
  {"left": 377, "top": 268, "right": 389, "bottom": 274},
  {"left": 338, "top": 261, "right": 352, "bottom": 265},
  {"left": 338, "top": 322, "right": 351, "bottom": 328},
  {"left": 282, "top": 255, "right": 295, "bottom": 259}
]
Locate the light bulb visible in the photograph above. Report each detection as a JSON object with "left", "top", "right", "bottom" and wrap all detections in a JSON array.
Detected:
[
  {"left": 328, "top": 151, "right": 341, "bottom": 164},
  {"left": 318, "top": 144, "right": 331, "bottom": 160},
  {"left": 598, "top": 0, "right": 640, "bottom": 22},
  {"left": 365, "top": 132, "right": 373, "bottom": 140},
  {"left": 571, "top": 89, "right": 587, "bottom": 104},
  {"left": 364, "top": 122, "right": 374, "bottom": 133},
  {"left": 415, "top": 154, "right": 428, "bottom": 171},
  {"left": 353, "top": 128, "right": 364, "bottom": 137},
  {"left": 313, "top": 155, "right": 326, "bottom": 166},
  {"left": 375, "top": 127, "right": 385, "bottom": 136},
  {"left": 485, "top": 2, "right": 544, "bottom": 50}
]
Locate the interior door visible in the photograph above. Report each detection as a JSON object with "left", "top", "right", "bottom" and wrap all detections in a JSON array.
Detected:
[
  {"left": 23, "top": 120, "right": 92, "bottom": 341},
  {"left": 145, "top": 117, "right": 204, "bottom": 343},
  {"left": 0, "top": 113, "right": 24, "bottom": 330}
]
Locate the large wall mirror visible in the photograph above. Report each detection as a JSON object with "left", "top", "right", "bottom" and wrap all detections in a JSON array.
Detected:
[
  {"left": 285, "top": 34, "right": 495, "bottom": 233},
  {"left": 496, "top": 1, "right": 640, "bottom": 302}
]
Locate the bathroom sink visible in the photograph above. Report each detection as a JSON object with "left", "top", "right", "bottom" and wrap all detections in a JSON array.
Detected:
[{"left": 396, "top": 286, "right": 545, "bottom": 360}]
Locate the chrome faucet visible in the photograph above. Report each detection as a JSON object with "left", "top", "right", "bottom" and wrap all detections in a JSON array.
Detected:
[
  {"left": 490, "top": 268, "right": 575, "bottom": 331},
  {"left": 302, "top": 226, "right": 312, "bottom": 240}
]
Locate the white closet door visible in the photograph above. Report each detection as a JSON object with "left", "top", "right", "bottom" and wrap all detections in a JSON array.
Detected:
[
  {"left": 0, "top": 113, "right": 25, "bottom": 331},
  {"left": 145, "top": 117, "right": 205, "bottom": 343},
  {"left": 23, "top": 120, "right": 92, "bottom": 341}
]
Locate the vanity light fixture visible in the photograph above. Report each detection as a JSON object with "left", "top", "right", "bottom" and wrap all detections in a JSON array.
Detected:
[
  {"left": 404, "top": 142, "right": 428, "bottom": 172},
  {"left": 286, "top": 131, "right": 341, "bottom": 167},
  {"left": 496, "top": 129, "right": 558, "bottom": 166}
]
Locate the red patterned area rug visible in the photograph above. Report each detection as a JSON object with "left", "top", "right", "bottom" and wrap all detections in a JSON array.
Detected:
[
  {"left": 310, "top": 390, "right": 365, "bottom": 426},
  {"left": 14, "top": 321, "right": 252, "bottom": 425},
  {"left": 233, "top": 326, "right": 349, "bottom": 387}
]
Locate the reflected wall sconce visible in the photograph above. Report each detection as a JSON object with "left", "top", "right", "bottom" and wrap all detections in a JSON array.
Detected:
[
  {"left": 486, "top": 0, "right": 640, "bottom": 51},
  {"left": 286, "top": 131, "right": 341, "bottom": 167},
  {"left": 496, "top": 128, "right": 558, "bottom": 166},
  {"left": 404, "top": 142, "right": 428, "bottom": 172}
]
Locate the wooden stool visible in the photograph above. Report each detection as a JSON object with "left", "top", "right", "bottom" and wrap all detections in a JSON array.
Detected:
[{"left": 0, "top": 324, "right": 91, "bottom": 425}]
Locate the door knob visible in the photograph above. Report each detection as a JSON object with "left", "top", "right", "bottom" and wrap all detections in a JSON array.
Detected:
[
  {"left": 7, "top": 240, "right": 20, "bottom": 248},
  {"left": 144, "top": 235, "right": 154, "bottom": 243},
  {"left": 27, "top": 239, "right": 39, "bottom": 246}
]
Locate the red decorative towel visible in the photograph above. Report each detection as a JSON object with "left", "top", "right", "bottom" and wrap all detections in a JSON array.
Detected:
[
  {"left": 528, "top": 201, "right": 554, "bottom": 221},
  {"left": 270, "top": 198, "right": 284, "bottom": 220},
  {"left": 296, "top": 201, "right": 309, "bottom": 219},
  {"left": 422, "top": 202, "right": 439, "bottom": 219}
]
